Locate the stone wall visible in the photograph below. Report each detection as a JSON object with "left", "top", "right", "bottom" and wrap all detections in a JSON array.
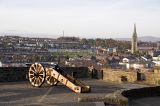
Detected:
[
  {"left": 103, "top": 68, "right": 137, "bottom": 83},
  {"left": 144, "top": 69, "right": 160, "bottom": 85},
  {"left": 103, "top": 68, "right": 160, "bottom": 85},
  {"left": 0, "top": 67, "right": 29, "bottom": 82},
  {"left": 61, "top": 67, "right": 89, "bottom": 78},
  {"left": 0, "top": 66, "right": 89, "bottom": 82}
]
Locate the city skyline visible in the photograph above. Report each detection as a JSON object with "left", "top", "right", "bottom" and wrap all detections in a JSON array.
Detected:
[{"left": 0, "top": 0, "right": 160, "bottom": 38}]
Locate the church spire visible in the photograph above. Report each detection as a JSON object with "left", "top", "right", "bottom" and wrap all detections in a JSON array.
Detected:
[
  {"left": 131, "top": 23, "right": 138, "bottom": 54},
  {"left": 133, "top": 23, "right": 137, "bottom": 36}
]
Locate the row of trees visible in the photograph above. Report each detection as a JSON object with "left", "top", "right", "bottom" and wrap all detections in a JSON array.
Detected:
[{"left": 80, "top": 38, "right": 131, "bottom": 49}]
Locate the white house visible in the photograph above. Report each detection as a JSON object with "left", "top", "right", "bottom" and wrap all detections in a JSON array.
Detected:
[
  {"left": 107, "top": 48, "right": 117, "bottom": 53},
  {"left": 120, "top": 57, "right": 154, "bottom": 70},
  {"left": 119, "top": 62, "right": 144, "bottom": 70},
  {"left": 122, "top": 57, "right": 137, "bottom": 63},
  {"left": 152, "top": 55, "right": 160, "bottom": 67},
  {"left": 153, "top": 61, "right": 160, "bottom": 67},
  {"left": 123, "top": 58, "right": 129, "bottom": 63},
  {"left": 153, "top": 55, "right": 160, "bottom": 61}
]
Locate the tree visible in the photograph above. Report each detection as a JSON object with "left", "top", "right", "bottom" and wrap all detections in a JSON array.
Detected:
[{"left": 80, "top": 38, "right": 88, "bottom": 45}]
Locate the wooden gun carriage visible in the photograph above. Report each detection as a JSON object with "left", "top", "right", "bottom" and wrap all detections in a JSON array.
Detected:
[{"left": 28, "top": 63, "right": 91, "bottom": 93}]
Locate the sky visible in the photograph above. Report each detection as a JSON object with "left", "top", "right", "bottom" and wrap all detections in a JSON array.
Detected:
[{"left": 0, "top": 0, "right": 160, "bottom": 38}]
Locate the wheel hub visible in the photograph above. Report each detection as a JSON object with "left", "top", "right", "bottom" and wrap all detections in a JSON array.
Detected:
[{"left": 33, "top": 72, "right": 39, "bottom": 78}]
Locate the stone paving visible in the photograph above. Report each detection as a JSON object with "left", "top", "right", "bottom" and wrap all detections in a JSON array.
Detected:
[{"left": 0, "top": 79, "right": 149, "bottom": 106}]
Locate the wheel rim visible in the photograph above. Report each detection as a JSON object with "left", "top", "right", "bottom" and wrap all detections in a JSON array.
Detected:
[
  {"left": 46, "top": 68, "right": 58, "bottom": 86},
  {"left": 28, "top": 63, "right": 46, "bottom": 87}
]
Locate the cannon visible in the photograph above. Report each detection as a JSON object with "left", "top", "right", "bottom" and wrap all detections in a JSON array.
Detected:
[{"left": 28, "top": 63, "right": 91, "bottom": 93}]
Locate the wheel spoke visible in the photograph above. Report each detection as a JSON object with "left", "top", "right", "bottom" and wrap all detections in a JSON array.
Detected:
[
  {"left": 38, "top": 76, "right": 43, "bottom": 82},
  {"left": 50, "top": 77, "right": 54, "bottom": 83},
  {"left": 29, "top": 75, "right": 34, "bottom": 78},
  {"left": 32, "top": 65, "right": 36, "bottom": 71},
  {"left": 31, "top": 66, "right": 34, "bottom": 71},
  {"left": 29, "top": 72, "right": 34, "bottom": 75},
  {"left": 29, "top": 69, "right": 35, "bottom": 73},
  {"left": 31, "top": 77, "right": 35, "bottom": 82},
  {"left": 38, "top": 68, "right": 43, "bottom": 73},
  {"left": 36, "top": 64, "right": 39, "bottom": 71},
  {"left": 46, "top": 71, "right": 49, "bottom": 75},
  {"left": 49, "top": 78, "right": 52, "bottom": 83},
  {"left": 39, "top": 70, "right": 44, "bottom": 75},
  {"left": 36, "top": 78, "right": 39, "bottom": 85},
  {"left": 47, "top": 76, "right": 51, "bottom": 81},
  {"left": 39, "top": 75, "right": 43, "bottom": 80},
  {"left": 37, "top": 78, "right": 40, "bottom": 85},
  {"left": 33, "top": 78, "right": 37, "bottom": 84},
  {"left": 38, "top": 64, "right": 42, "bottom": 72}
]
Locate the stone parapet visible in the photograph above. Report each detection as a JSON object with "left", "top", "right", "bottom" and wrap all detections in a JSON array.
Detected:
[
  {"left": 0, "top": 66, "right": 89, "bottom": 82},
  {"left": 103, "top": 68, "right": 137, "bottom": 83}
]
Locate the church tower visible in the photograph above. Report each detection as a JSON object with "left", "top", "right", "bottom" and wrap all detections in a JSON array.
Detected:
[{"left": 131, "top": 24, "right": 138, "bottom": 54}]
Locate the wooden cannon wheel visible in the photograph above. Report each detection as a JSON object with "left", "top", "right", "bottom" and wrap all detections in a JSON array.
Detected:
[
  {"left": 46, "top": 68, "right": 59, "bottom": 86},
  {"left": 28, "top": 63, "right": 46, "bottom": 87}
]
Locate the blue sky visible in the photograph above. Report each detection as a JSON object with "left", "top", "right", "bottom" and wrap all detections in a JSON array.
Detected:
[{"left": 0, "top": 0, "right": 160, "bottom": 38}]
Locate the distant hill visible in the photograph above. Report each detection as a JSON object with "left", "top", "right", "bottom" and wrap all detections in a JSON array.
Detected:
[
  {"left": 0, "top": 32, "right": 57, "bottom": 38},
  {"left": 114, "top": 36, "right": 160, "bottom": 42}
]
